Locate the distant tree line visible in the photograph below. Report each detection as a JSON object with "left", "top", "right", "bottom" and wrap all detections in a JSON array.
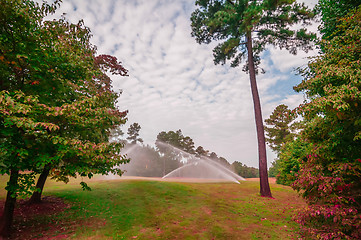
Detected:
[
  {"left": 122, "top": 126, "right": 257, "bottom": 178},
  {"left": 231, "top": 162, "right": 259, "bottom": 178}
]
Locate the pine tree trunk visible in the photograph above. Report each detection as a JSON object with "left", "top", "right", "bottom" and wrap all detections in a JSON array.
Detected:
[
  {"left": 0, "top": 169, "right": 19, "bottom": 238},
  {"left": 28, "top": 164, "right": 51, "bottom": 204},
  {"left": 246, "top": 31, "right": 272, "bottom": 198}
]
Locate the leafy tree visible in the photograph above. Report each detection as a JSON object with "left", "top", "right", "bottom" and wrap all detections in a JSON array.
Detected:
[
  {"left": 156, "top": 129, "right": 195, "bottom": 154},
  {"left": 156, "top": 130, "right": 186, "bottom": 175},
  {"left": 156, "top": 130, "right": 197, "bottom": 176},
  {"left": 293, "top": 7, "right": 361, "bottom": 239},
  {"left": 317, "top": 0, "right": 361, "bottom": 40},
  {"left": 121, "top": 144, "right": 164, "bottom": 177},
  {"left": 28, "top": 54, "right": 129, "bottom": 203},
  {"left": 209, "top": 152, "right": 218, "bottom": 160},
  {"left": 231, "top": 161, "right": 259, "bottom": 178},
  {"left": 264, "top": 104, "right": 299, "bottom": 181},
  {"left": 195, "top": 146, "right": 208, "bottom": 157},
  {"left": 155, "top": 130, "right": 235, "bottom": 177},
  {"left": 109, "top": 128, "right": 125, "bottom": 143},
  {"left": 274, "top": 136, "right": 312, "bottom": 185},
  {"left": 208, "top": 152, "right": 232, "bottom": 168},
  {"left": 181, "top": 136, "right": 196, "bottom": 155},
  {"left": 218, "top": 157, "right": 231, "bottom": 168},
  {"left": 0, "top": 0, "right": 128, "bottom": 236},
  {"left": 127, "top": 122, "right": 143, "bottom": 144},
  {"left": 190, "top": 0, "right": 315, "bottom": 197},
  {"left": 267, "top": 160, "right": 279, "bottom": 178},
  {"left": 264, "top": 104, "right": 297, "bottom": 153}
]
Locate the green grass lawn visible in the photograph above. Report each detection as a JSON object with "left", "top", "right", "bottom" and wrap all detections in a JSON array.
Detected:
[{"left": 0, "top": 175, "right": 305, "bottom": 239}]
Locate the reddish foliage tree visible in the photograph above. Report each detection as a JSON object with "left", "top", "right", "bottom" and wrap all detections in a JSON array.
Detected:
[
  {"left": 293, "top": 7, "right": 361, "bottom": 239},
  {"left": 0, "top": 0, "right": 129, "bottom": 237}
]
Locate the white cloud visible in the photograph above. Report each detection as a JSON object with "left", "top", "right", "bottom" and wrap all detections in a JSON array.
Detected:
[
  {"left": 51, "top": 0, "right": 316, "bottom": 168},
  {"left": 268, "top": 47, "right": 317, "bottom": 73}
]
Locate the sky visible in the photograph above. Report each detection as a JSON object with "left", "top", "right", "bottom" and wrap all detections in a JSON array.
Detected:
[{"left": 50, "top": 0, "right": 318, "bottom": 168}]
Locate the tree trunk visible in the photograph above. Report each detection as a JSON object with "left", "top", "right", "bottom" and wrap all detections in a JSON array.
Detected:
[
  {"left": 0, "top": 169, "right": 19, "bottom": 238},
  {"left": 246, "top": 31, "right": 272, "bottom": 198},
  {"left": 28, "top": 164, "right": 51, "bottom": 204}
]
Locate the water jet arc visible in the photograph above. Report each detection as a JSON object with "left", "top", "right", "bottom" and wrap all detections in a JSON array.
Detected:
[{"left": 157, "top": 141, "right": 245, "bottom": 183}]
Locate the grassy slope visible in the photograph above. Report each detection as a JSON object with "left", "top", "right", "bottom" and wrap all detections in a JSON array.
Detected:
[{"left": 0, "top": 176, "right": 305, "bottom": 239}]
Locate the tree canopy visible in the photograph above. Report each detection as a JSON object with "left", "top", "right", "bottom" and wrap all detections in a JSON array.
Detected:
[
  {"left": 156, "top": 129, "right": 196, "bottom": 157},
  {"left": 155, "top": 130, "right": 194, "bottom": 175},
  {"left": 264, "top": 104, "right": 297, "bottom": 153},
  {"left": 127, "top": 122, "right": 143, "bottom": 145},
  {"left": 231, "top": 161, "right": 259, "bottom": 178},
  {"left": 191, "top": 0, "right": 315, "bottom": 70},
  {"left": 317, "top": 0, "right": 361, "bottom": 40},
  {"left": 291, "top": 6, "right": 361, "bottom": 239},
  {"left": 0, "top": 0, "right": 129, "bottom": 236}
]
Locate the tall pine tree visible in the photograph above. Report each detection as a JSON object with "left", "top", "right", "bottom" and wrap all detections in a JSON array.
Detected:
[
  {"left": 190, "top": 0, "right": 315, "bottom": 197},
  {"left": 127, "top": 123, "right": 143, "bottom": 145}
]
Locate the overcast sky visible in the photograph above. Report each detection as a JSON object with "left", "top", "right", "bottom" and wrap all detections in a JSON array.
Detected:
[{"left": 51, "top": 0, "right": 318, "bottom": 168}]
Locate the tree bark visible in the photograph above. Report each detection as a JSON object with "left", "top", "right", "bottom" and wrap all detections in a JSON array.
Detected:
[
  {"left": 28, "top": 164, "right": 51, "bottom": 204},
  {"left": 246, "top": 31, "right": 272, "bottom": 198},
  {"left": 0, "top": 169, "right": 19, "bottom": 238}
]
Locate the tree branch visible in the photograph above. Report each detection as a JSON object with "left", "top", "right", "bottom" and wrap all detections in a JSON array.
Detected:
[{"left": 227, "top": 0, "right": 235, "bottom": 6}]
